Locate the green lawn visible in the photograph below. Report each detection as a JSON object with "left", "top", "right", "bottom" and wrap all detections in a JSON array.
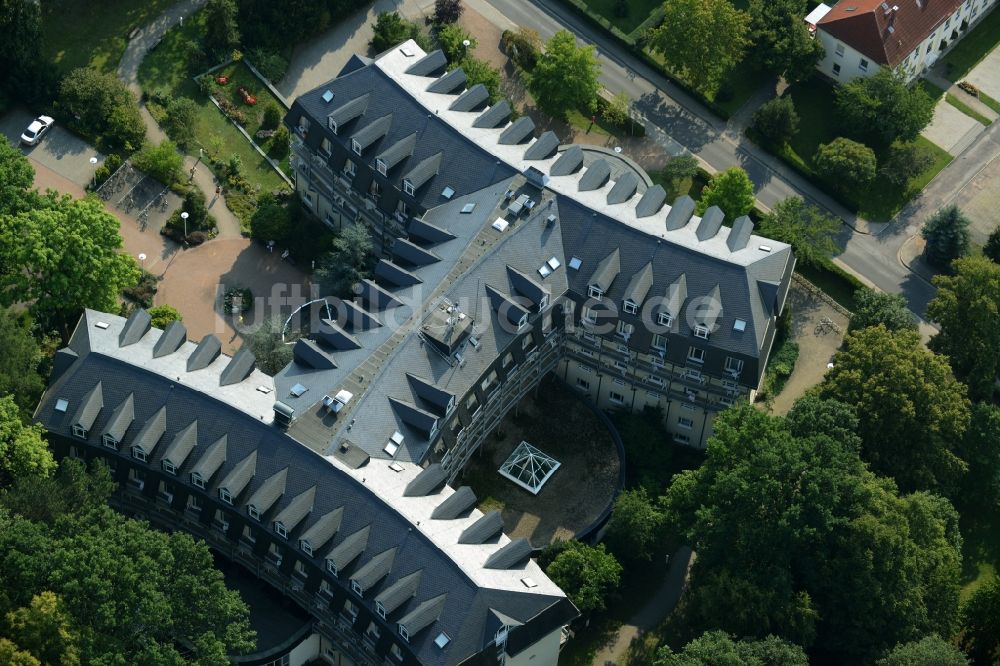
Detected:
[
  {"left": 42, "top": 0, "right": 178, "bottom": 74},
  {"left": 960, "top": 513, "right": 1000, "bottom": 603},
  {"left": 941, "top": 6, "right": 1000, "bottom": 82},
  {"left": 770, "top": 76, "right": 953, "bottom": 222},
  {"left": 580, "top": 0, "right": 663, "bottom": 35},
  {"left": 138, "top": 10, "right": 288, "bottom": 194},
  {"left": 796, "top": 261, "right": 862, "bottom": 312}
]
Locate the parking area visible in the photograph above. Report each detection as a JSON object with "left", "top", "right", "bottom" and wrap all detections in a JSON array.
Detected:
[{"left": 0, "top": 107, "right": 103, "bottom": 187}]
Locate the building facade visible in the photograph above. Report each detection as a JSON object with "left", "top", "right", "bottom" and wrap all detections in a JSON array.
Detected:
[{"left": 809, "top": 0, "right": 998, "bottom": 83}]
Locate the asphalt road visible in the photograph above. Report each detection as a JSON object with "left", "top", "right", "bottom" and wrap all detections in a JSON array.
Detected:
[{"left": 483, "top": 0, "right": 964, "bottom": 316}]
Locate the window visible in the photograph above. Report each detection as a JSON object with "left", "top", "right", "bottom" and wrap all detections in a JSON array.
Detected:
[
  {"left": 327, "top": 559, "right": 339, "bottom": 577},
  {"left": 294, "top": 559, "right": 308, "bottom": 578},
  {"left": 243, "top": 525, "right": 258, "bottom": 546},
  {"left": 609, "top": 391, "right": 625, "bottom": 405},
  {"left": 275, "top": 521, "right": 288, "bottom": 538},
  {"left": 320, "top": 137, "right": 332, "bottom": 156},
  {"left": 725, "top": 357, "right": 744, "bottom": 375},
  {"left": 299, "top": 116, "right": 312, "bottom": 135},
  {"left": 576, "top": 377, "right": 591, "bottom": 391},
  {"left": 588, "top": 285, "right": 604, "bottom": 299},
  {"left": 219, "top": 487, "right": 233, "bottom": 505},
  {"left": 102, "top": 434, "right": 118, "bottom": 449},
  {"left": 352, "top": 580, "right": 364, "bottom": 596},
  {"left": 390, "top": 644, "right": 403, "bottom": 660},
  {"left": 351, "top": 139, "right": 362, "bottom": 155},
  {"left": 616, "top": 320, "right": 634, "bottom": 338},
  {"left": 927, "top": 43, "right": 933, "bottom": 54},
  {"left": 248, "top": 505, "right": 261, "bottom": 521},
  {"left": 396, "top": 199, "right": 409, "bottom": 216},
  {"left": 578, "top": 364, "right": 594, "bottom": 374},
  {"left": 369, "top": 180, "right": 382, "bottom": 198},
  {"left": 132, "top": 446, "right": 147, "bottom": 462},
  {"left": 69, "top": 445, "right": 81, "bottom": 459},
  {"left": 651, "top": 334, "right": 667, "bottom": 351},
  {"left": 581, "top": 305, "right": 597, "bottom": 325},
  {"left": 681, "top": 402, "right": 696, "bottom": 411},
  {"left": 191, "top": 472, "right": 206, "bottom": 489},
  {"left": 832, "top": 63, "right": 841, "bottom": 76},
  {"left": 403, "top": 179, "right": 415, "bottom": 196},
  {"left": 343, "top": 599, "right": 359, "bottom": 618},
  {"left": 674, "top": 433, "right": 691, "bottom": 444},
  {"left": 377, "top": 601, "right": 388, "bottom": 619},
  {"left": 688, "top": 347, "right": 705, "bottom": 363},
  {"left": 366, "top": 621, "right": 381, "bottom": 641},
  {"left": 835, "top": 42, "right": 845, "bottom": 57},
  {"left": 616, "top": 342, "right": 628, "bottom": 354},
  {"left": 522, "top": 335, "right": 534, "bottom": 351},
  {"left": 343, "top": 159, "right": 356, "bottom": 177},
  {"left": 677, "top": 417, "right": 694, "bottom": 430},
  {"left": 657, "top": 312, "right": 674, "bottom": 328},
  {"left": 859, "top": 58, "right": 869, "bottom": 72},
  {"left": 686, "top": 367, "right": 703, "bottom": 382},
  {"left": 613, "top": 377, "right": 626, "bottom": 386},
  {"left": 186, "top": 494, "right": 202, "bottom": 513},
  {"left": 623, "top": 300, "right": 638, "bottom": 315},
  {"left": 694, "top": 325, "right": 710, "bottom": 339},
  {"left": 480, "top": 370, "right": 498, "bottom": 393},
  {"left": 399, "top": 625, "right": 410, "bottom": 643},
  {"left": 376, "top": 158, "right": 387, "bottom": 175},
  {"left": 162, "top": 459, "right": 176, "bottom": 475}
]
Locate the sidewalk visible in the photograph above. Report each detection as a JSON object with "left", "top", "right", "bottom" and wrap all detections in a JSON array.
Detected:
[{"left": 925, "top": 69, "right": 1000, "bottom": 122}]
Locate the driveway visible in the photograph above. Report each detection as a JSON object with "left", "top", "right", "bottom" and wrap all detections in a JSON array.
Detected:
[{"left": 0, "top": 107, "right": 103, "bottom": 187}]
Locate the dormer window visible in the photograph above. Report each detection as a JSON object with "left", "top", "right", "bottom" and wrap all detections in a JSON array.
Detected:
[
  {"left": 588, "top": 285, "right": 603, "bottom": 299},
  {"left": 72, "top": 424, "right": 88, "bottom": 440},
  {"left": 162, "top": 460, "right": 177, "bottom": 475},
  {"left": 518, "top": 313, "right": 529, "bottom": 330},
  {"left": 694, "top": 325, "right": 710, "bottom": 339},
  {"left": 658, "top": 312, "right": 674, "bottom": 328},
  {"left": 102, "top": 434, "right": 118, "bottom": 449},
  {"left": 275, "top": 521, "right": 288, "bottom": 538},
  {"left": 376, "top": 158, "right": 387, "bottom": 176},
  {"left": 403, "top": 179, "right": 415, "bottom": 196},
  {"left": 351, "top": 139, "right": 362, "bottom": 155},
  {"left": 352, "top": 580, "right": 363, "bottom": 597},
  {"left": 539, "top": 294, "right": 549, "bottom": 310},
  {"left": 248, "top": 505, "right": 261, "bottom": 521},
  {"left": 399, "top": 625, "right": 410, "bottom": 643},
  {"left": 329, "top": 118, "right": 338, "bottom": 134},
  {"left": 327, "top": 559, "right": 339, "bottom": 577},
  {"left": 219, "top": 488, "right": 233, "bottom": 505},
  {"left": 131, "top": 446, "right": 147, "bottom": 462},
  {"left": 623, "top": 300, "right": 638, "bottom": 315},
  {"left": 300, "top": 539, "right": 313, "bottom": 556},
  {"left": 191, "top": 472, "right": 206, "bottom": 489}
]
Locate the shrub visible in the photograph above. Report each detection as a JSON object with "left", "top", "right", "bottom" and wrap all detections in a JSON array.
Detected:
[
  {"left": 370, "top": 12, "right": 421, "bottom": 53},
  {"left": 164, "top": 97, "right": 198, "bottom": 147},
  {"left": 58, "top": 68, "right": 145, "bottom": 151},
  {"left": 187, "top": 230, "right": 208, "bottom": 245},
  {"left": 878, "top": 143, "right": 935, "bottom": 188},
  {"left": 433, "top": 0, "right": 463, "bottom": 24},
  {"left": 122, "top": 271, "right": 160, "bottom": 308},
  {"left": 921, "top": 204, "right": 971, "bottom": 269},
  {"left": 261, "top": 101, "right": 283, "bottom": 130},
  {"left": 814, "top": 137, "right": 877, "bottom": 191},
  {"left": 132, "top": 140, "right": 185, "bottom": 186},
  {"left": 92, "top": 153, "right": 124, "bottom": 189},
  {"left": 438, "top": 24, "right": 475, "bottom": 62},
  {"left": 501, "top": 27, "right": 541, "bottom": 70},
  {"left": 752, "top": 96, "right": 799, "bottom": 146},
  {"left": 248, "top": 48, "right": 289, "bottom": 84},
  {"left": 147, "top": 304, "right": 182, "bottom": 328},
  {"left": 268, "top": 124, "right": 290, "bottom": 160},
  {"left": 250, "top": 193, "right": 293, "bottom": 241},
  {"left": 456, "top": 56, "right": 501, "bottom": 104}
]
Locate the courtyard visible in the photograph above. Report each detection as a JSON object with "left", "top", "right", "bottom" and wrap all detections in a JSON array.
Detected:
[{"left": 460, "top": 377, "right": 622, "bottom": 546}]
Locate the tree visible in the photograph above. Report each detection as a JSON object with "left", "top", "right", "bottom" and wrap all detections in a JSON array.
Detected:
[
  {"left": 696, "top": 167, "right": 755, "bottom": 219},
  {"left": 543, "top": 541, "right": 621, "bottom": 614},
  {"left": 877, "top": 635, "right": 968, "bottom": 666},
  {"left": 4, "top": 592, "right": 80, "bottom": 666},
  {"left": 315, "top": 224, "right": 374, "bottom": 298},
  {"left": 604, "top": 488, "right": 665, "bottom": 562},
  {"left": 457, "top": 57, "right": 502, "bottom": 104},
  {"left": 250, "top": 193, "right": 293, "bottom": 242},
  {"left": 960, "top": 578, "right": 1000, "bottom": 665},
  {"left": 921, "top": 205, "right": 971, "bottom": 269},
  {"left": 0, "top": 309, "right": 45, "bottom": 420},
  {"left": 58, "top": 68, "right": 145, "bottom": 152},
  {"left": 746, "top": 0, "right": 824, "bottom": 83},
  {"left": 0, "top": 196, "right": 141, "bottom": 339},
  {"left": 268, "top": 124, "right": 290, "bottom": 160},
  {"left": 752, "top": 96, "right": 799, "bottom": 146},
  {"left": 814, "top": 137, "right": 877, "bottom": 191},
  {"left": 835, "top": 67, "right": 935, "bottom": 146},
  {"left": 433, "top": 0, "right": 464, "bottom": 25},
  {"left": 244, "top": 317, "right": 292, "bottom": 376},
  {"left": 0, "top": 136, "right": 40, "bottom": 217},
  {"left": 757, "top": 196, "right": 840, "bottom": 267},
  {"left": 528, "top": 30, "right": 601, "bottom": 119},
  {"left": 0, "top": 638, "right": 39, "bottom": 666},
  {"left": 784, "top": 395, "right": 862, "bottom": 450},
  {"left": 650, "top": 0, "right": 750, "bottom": 95},
  {"left": 0, "top": 0, "right": 51, "bottom": 103},
  {"left": 237, "top": 0, "right": 328, "bottom": 49},
  {"left": 164, "top": 97, "right": 199, "bottom": 148},
  {"left": 658, "top": 154, "right": 700, "bottom": 199},
  {"left": 816, "top": 325, "right": 970, "bottom": 494},
  {"left": 654, "top": 631, "right": 808, "bottom": 666},
  {"left": 957, "top": 404, "right": 1000, "bottom": 513},
  {"left": 662, "top": 404, "right": 962, "bottom": 663},
  {"left": 203, "top": 0, "right": 241, "bottom": 56},
  {"left": 927, "top": 256, "right": 1000, "bottom": 401},
  {"left": 261, "top": 101, "right": 283, "bottom": 131},
  {"left": 0, "top": 394, "right": 52, "bottom": 485},
  {"left": 602, "top": 92, "right": 630, "bottom": 127},
  {"left": 147, "top": 305, "right": 182, "bottom": 329},
  {"left": 984, "top": 225, "right": 1000, "bottom": 264},
  {"left": 438, "top": 24, "right": 476, "bottom": 63},
  {"left": 133, "top": 139, "right": 184, "bottom": 186},
  {"left": 849, "top": 287, "right": 917, "bottom": 332},
  {"left": 879, "top": 144, "right": 936, "bottom": 188},
  {"left": 370, "top": 12, "right": 420, "bottom": 54}
]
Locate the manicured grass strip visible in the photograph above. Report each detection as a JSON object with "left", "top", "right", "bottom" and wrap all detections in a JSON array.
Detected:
[
  {"left": 941, "top": 6, "right": 1000, "bottom": 82},
  {"left": 978, "top": 91, "right": 1000, "bottom": 116},
  {"left": 918, "top": 78, "right": 947, "bottom": 101},
  {"left": 42, "top": 0, "right": 177, "bottom": 74},
  {"left": 945, "top": 93, "right": 993, "bottom": 125},
  {"left": 796, "top": 262, "right": 862, "bottom": 312}
]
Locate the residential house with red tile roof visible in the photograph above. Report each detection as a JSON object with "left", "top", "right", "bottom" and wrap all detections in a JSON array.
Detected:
[{"left": 806, "top": 0, "right": 998, "bottom": 83}]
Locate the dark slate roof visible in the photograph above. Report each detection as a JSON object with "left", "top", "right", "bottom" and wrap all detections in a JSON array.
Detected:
[
  {"left": 273, "top": 485, "right": 316, "bottom": 532},
  {"left": 352, "top": 113, "right": 393, "bottom": 152},
  {"left": 449, "top": 84, "right": 488, "bottom": 112},
  {"left": 191, "top": 434, "right": 227, "bottom": 482},
  {"left": 375, "top": 260, "right": 422, "bottom": 287},
  {"left": 403, "top": 152, "right": 444, "bottom": 191},
  {"left": 405, "top": 373, "right": 454, "bottom": 416},
  {"left": 352, "top": 547, "right": 397, "bottom": 592},
  {"left": 132, "top": 405, "right": 166, "bottom": 455},
  {"left": 498, "top": 117, "right": 535, "bottom": 145},
  {"left": 403, "top": 464, "right": 448, "bottom": 497},
  {"left": 506, "top": 266, "right": 549, "bottom": 308},
  {"left": 484, "top": 285, "right": 529, "bottom": 327},
  {"left": 376, "top": 570, "right": 422, "bottom": 615},
  {"left": 696, "top": 206, "right": 724, "bottom": 241},
  {"left": 635, "top": 184, "right": 666, "bottom": 218},
  {"left": 588, "top": 248, "right": 621, "bottom": 291},
  {"left": 426, "top": 68, "right": 467, "bottom": 94},
  {"left": 392, "top": 238, "right": 441, "bottom": 267},
  {"left": 550, "top": 145, "right": 583, "bottom": 176},
  {"left": 328, "top": 93, "right": 370, "bottom": 130},
  {"left": 727, "top": 216, "right": 754, "bottom": 251},
  {"left": 607, "top": 172, "right": 638, "bottom": 204},
  {"left": 664, "top": 195, "right": 696, "bottom": 231},
  {"left": 430, "top": 486, "right": 477, "bottom": 520},
  {"left": 327, "top": 524, "right": 371, "bottom": 571},
  {"left": 101, "top": 392, "right": 134, "bottom": 441},
  {"left": 71, "top": 381, "right": 103, "bottom": 430},
  {"left": 317, "top": 319, "right": 361, "bottom": 351},
  {"left": 161, "top": 419, "right": 198, "bottom": 468},
  {"left": 484, "top": 538, "right": 532, "bottom": 569},
  {"left": 299, "top": 506, "right": 343, "bottom": 550},
  {"left": 378, "top": 132, "right": 418, "bottom": 171},
  {"left": 340, "top": 300, "right": 382, "bottom": 332},
  {"left": 473, "top": 101, "right": 511, "bottom": 129},
  {"left": 663, "top": 274, "right": 688, "bottom": 317},
  {"left": 360, "top": 279, "right": 405, "bottom": 311},
  {"left": 623, "top": 262, "right": 654, "bottom": 306},
  {"left": 247, "top": 467, "right": 288, "bottom": 515},
  {"left": 694, "top": 285, "right": 723, "bottom": 329},
  {"left": 458, "top": 511, "right": 504, "bottom": 544},
  {"left": 220, "top": 347, "right": 256, "bottom": 386},
  {"left": 152, "top": 320, "right": 186, "bottom": 358},
  {"left": 389, "top": 397, "right": 439, "bottom": 437},
  {"left": 119, "top": 309, "right": 151, "bottom": 346},
  {"left": 219, "top": 450, "right": 257, "bottom": 497},
  {"left": 400, "top": 594, "right": 448, "bottom": 637},
  {"left": 523, "top": 131, "right": 559, "bottom": 160},
  {"left": 408, "top": 217, "right": 455, "bottom": 244},
  {"left": 187, "top": 335, "right": 221, "bottom": 371},
  {"left": 578, "top": 159, "right": 611, "bottom": 191},
  {"left": 293, "top": 338, "right": 337, "bottom": 370},
  {"left": 405, "top": 49, "right": 447, "bottom": 76}
]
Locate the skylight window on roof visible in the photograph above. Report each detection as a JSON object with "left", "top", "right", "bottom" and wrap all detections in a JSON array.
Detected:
[
  {"left": 389, "top": 462, "right": 405, "bottom": 472},
  {"left": 391, "top": 431, "right": 405, "bottom": 445},
  {"left": 547, "top": 257, "right": 561, "bottom": 270},
  {"left": 441, "top": 186, "right": 455, "bottom": 199},
  {"left": 256, "top": 385, "right": 272, "bottom": 394},
  {"left": 434, "top": 633, "right": 451, "bottom": 649},
  {"left": 290, "top": 383, "right": 308, "bottom": 397},
  {"left": 384, "top": 441, "right": 399, "bottom": 456},
  {"left": 95, "top": 321, "right": 110, "bottom": 329},
  {"left": 538, "top": 264, "right": 552, "bottom": 278},
  {"left": 759, "top": 245, "right": 772, "bottom": 253},
  {"left": 461, "top": 202, "right": 476, "bottom": 214},
  {"left": 400, "top": 46, "right": 415, "bottom": 57},
  {"left": 521, "top": 577, "right": 538, "bottom": 588},
  {"left": 55, "top": 398, "right": 69, "bottom": 413},
  {"left": 568, "top": 257, "right": 582, "bottom": 270},
  {"left": 322, "top": 90, "right": 334, "bottom": 103},
  {"left": 734, "top": 319, "right": 747, "bottom": 332}
]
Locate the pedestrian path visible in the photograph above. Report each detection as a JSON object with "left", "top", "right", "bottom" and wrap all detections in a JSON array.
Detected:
[
  {"left": 117, "top": 0, "right": 244, "bottom": 240},
  {"left": 924, "top": 69, "right": 999, "bottom": 122}
]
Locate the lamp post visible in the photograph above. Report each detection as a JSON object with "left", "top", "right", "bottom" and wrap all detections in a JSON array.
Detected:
[
  {"left": 138, "top": 253, "right": 147, "bottom": 269},
  {"left": 180, "top": 211, "right": 189, "bottom": 239},
  {"left": 89, "top": 156, "right": 98, "bottom": 190}
]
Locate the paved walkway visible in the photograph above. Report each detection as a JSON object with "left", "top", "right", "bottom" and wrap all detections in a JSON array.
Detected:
[
  {"left": 925, "top": 68, "right": 999, "bottom": 121},
  {"left": 923, "top": 96, "right": 985, "bottom": 155},
  {"left": 116, "top": 0, "right": 244, "bottom": 239}
]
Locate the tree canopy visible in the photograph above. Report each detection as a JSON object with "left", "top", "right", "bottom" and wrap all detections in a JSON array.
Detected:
[
  {"left": 0, "top": 309, "right": 45, "bottom": 420},
  {"left": 244, "top": 317, "right": 292, "bottom": 376},
  {"left": 752, "top": 96, "right": 800, "bottom": 146},
  {"left": 58, "top": 68, "right": 145, "bottom": 152},
  {"left": 663, "top": 403, "right": 962, "bottom": 663},
  {"left": 147, "top": 305, "right": 183, "bottom": 329},
  {"left": 542, "top": 541, "right": 622, "bottom": 615},
  {"left": 650, "top": 0, "right": 750, "bottom": 95},
  {"left": 654, "top": 630, "right": 809, "bottom": 666},
  {"left": 814, "top": 137, "right": 877, "bottom": 191},
  {"left": 0, "top": 394, "right": 52, "bottom": 485},
  {"left": 315, "top": 224, "right": 374, "bottom": 298},
  {"left": 957, "top": 403, "right": 1000, "bottom": 513},
  {"left": 876, "top": 635, "right": 968, "bottom": 666},
  {"left": 835, "top": 68, "right": 935, "bottom": 146},
  {"left": 746, "top": 0, "right": 824, "bottom": 83},
  {"left": 0, "top": 195, "right": 140, "bottom": 339},
  {"left": 816, "top": 325, "right": 970, "bottom": 494},
  {"left": 757, "top": 196, "right": 840, "bottom": 268},
  {"left": 203, "top": 0, "right": 241, "bottom": 56},
  {"left": 849, "top": 287, "right": 917, "bottom": 333},
  {"left": 695, "top": 167, "right": 755, "bottom": 219},
  {"left": 921, "top": 205, "right": 971, "bottom": 269},
  {"left": 604, "top": 487, "right": 666, "bottom": 562},
  {"left": 528, "top": 30, "right": 601, "bottom": 119},
  {"left": 927, "top": 256, "right": 1000, "bottom": 402},
  {"left": 433, "top": 0, "right": 464, "bottom": 24},
  {"left": 0, "top": 459, "right": 255, "bottom": 664},
  {"left": 985, "top": 225, "right": 1000, "bottom": 264},
  {"left": 0, "top": 138, "right": 38, "bottom": 218},
  {"left": 959, "top": 577, "right": 1000, "bottom": 665}
]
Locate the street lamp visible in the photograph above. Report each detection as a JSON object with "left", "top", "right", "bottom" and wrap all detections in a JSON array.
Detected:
[
  {"left": 89, "top": 156, "right": 98, "bottom": 190},
  {"left": 180, "top": 211, "right": 189, "bottom": 238},
  {"left": 138, "top": 253, "right": 147, "bottom": 269}
]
